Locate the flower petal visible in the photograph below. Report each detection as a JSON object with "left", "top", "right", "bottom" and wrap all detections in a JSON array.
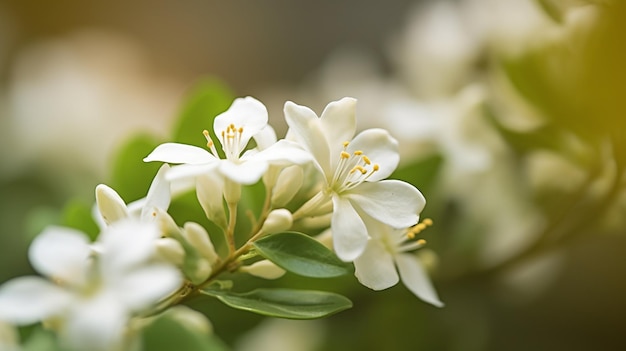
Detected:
[
  {"left": 319, "top": 97, "right": 357, "bottom": 171},
  {"left": 95, "top": 184, "right": 129, "bottom": 225},
  {"left": 284, "top": 101, "right": 331, "bottom": 177},
  {"left": 218, "top": 159, "right": 268, "bottom": 185},
  {"left": 114, "top": 265, "right": 182, "bottom": 311},
  {"left": 346, "top": 180, "right": 425, "bottom": 228},
  {"left": 196, "top": 173, "right": 227, "bottom": 229},
  {"left": 354, "top": 239, "right": 399, "bottom": 290},
  {"left": 331, "top": 195, "right": 368, "bottom": 261},
  {"left": 28, "top": 227, "right": 91, "bottom": 285},
  {"left": 249, "top": 139, "right": 312, "bottom": 166},
  {"left": 347, "top": 128, "right": 400, "bottom": 181},
  {"left": 143, "top": 143, "right": 216, "bottom": 165},
  {"left": 98, "top": 220, "right": 159, "bottom": 275},
  {"left": 61, "top": 293, "right": 128, "bottom": 351},
  {"left": 396, "top": 253, "right": 444, "bottom": 307},
  {"left": 139, "top": 164, "right": 172, "bottom": 220},
  {"left": 253, "top": 125, "right": 277, "bottom": 150},
  {"left": 0, "top": 277, "right": 72, "bottom": 325},
  {"left": 214, "top": 96, "right": 268, "bottom": 152},
  {"left": 165, "top": 163, "right": 218, "bottom": 181}
]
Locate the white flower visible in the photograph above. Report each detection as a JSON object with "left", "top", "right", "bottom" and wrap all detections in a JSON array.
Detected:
[
  {"left": 285, "top": 97, "right": 425, "bottom": 261},
  {"left": 0, "top": 219, "right": 182, "bottom": 351},
  {"left": 353, "top": 217, "right": 443, "bottom": 307},
  {"left": 95, "top": 164, "right": 172, "bottom": 227},
  {"left": 143, "top": 97, "right": 310, "bottom": 186}
]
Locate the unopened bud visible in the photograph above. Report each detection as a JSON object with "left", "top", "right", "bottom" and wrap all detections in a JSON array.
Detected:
[
  {"left": 261, "top": 209, "right": 293, "bottom": 234},
  {"left": 182, "top": 222, "right": 219, "bottom": 265},
  {"left": 271, "top": 166, "right": 304, "bottom": 207},
  {"left": 165, "top": 306, "right": 213, "bottom": 335},
  {"left": 95, "top": 184, "right": 128, "bottom": 225},
  {"left": 156, "top": 238, "right": 185, "bottom": 266},
  {"left": 240, "top": 260, "right": 286, "bottom": 279}
]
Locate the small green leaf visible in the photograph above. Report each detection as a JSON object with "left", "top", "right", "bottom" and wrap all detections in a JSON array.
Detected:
[
  {"left": 392, "top": 153, "right": 443, "bottom": 193},
  {"left": 201, "top": 288, "right": 352, "bottom": 319},
  {"left": 252, "top": 232, "right": 350, "bottom": 278},
  {"left": 60, "top": 200, "right": 99, "bottom": 240}
]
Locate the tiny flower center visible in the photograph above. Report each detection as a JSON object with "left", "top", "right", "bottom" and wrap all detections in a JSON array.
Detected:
[
  {"left": 203, "top": 124, "right": 246, "bottom": 162},
  {"left": 331, "top": 141, "right": 379, "bottom": 193}
]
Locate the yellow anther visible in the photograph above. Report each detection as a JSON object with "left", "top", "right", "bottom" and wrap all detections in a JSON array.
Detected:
[
  {"left": 362, "top": 156, "right": 371, "bottom": 165},
  {"left": 353, "top": 150, "right": 363, "bottom": 156},
  {"left": 407, "top": 231, "right": 416, "bottom": 239},
  {"left": 221, "top": 131, "right": 225, "bottom": 137},
  {"left": 417, "top": 239, "right": 427, "bottom": 245},
  {"left": 373, "top": 164, "right": 380, "bottom": 171},
  {"left": 341, "top": 151, "right": 351, "bottom": 159},
  {"left": 203, "top": 130, "right": 210, "bottom": 137},
  {"left": 355, "top": 166, "right": 367, "bottom": 174},
  {"left": 415, "top": 223, "right": 427, "bottom": 232},
  {"left": 343, "top": 141, "right": 350, "bottom": 148},
  {"left": 206, "top": 140, "right": 214, "bottom": 148},
  {"left": 423, "top": 218, "right": 433, "bottom": 226},
  {"left": 238, "top": 127, "right": 244, "bottom": 133},
  {"left": 229, "top": 124, "right": 235, "bottom": 130}
]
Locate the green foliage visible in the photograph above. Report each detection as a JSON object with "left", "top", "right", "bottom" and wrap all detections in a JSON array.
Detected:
[
  {"left": 21, "top": 328, "right": 68, "bottom": 351},
  {"left": 201, "top": 288, "right": 352, "bottom": 319},
  {"left": 109, "top": 134, "right": 163, "bottom": 203},
  {"left": 142, "top": 314, "right": 229, "bottom": 351},
  {"left": 392, "top": 154, "right": 443, "bottom": 193},
  {"left": 172, "top": 79, "right": 234, "bottom": 152},
  {"left": 252, "top": 232, "right": 350, "bottom": 278},
  {"left": 60, "top": 199, "right": 99, "bottom": 240}
]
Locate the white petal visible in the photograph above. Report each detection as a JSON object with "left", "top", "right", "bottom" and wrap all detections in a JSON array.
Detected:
[
  {"left": 218, "top": 159, "right": 268, "bottom": 185},
  {"left": 165, "top": 163, "right": 218, "bottom": 181},
  {"left": 319, "top": 97, "right": 357, "bottom": 171},
  {"left": 253, "top": 125, "right": 277, "bottom": 150},
  {"left": 214, "top": 96, "right": 268, "bottom": 152},
  {"left": 28, "top": 227, "right": 91, "bottom": 285},
  {"left": 250, "top": 139, "right": 312, "bottom": 166},
  {"left": 95, "top": 184, "right": 129, "bottom": 225},
  {"left": 98, "top": 220, "right": 159, "bottom": 275},
  {"left": 396, "top": 254, "right": 444, "bottom": 307},
  {"left": 196, "top": 174, "right": 227, "bottom": 229},
  {"left": 0, "top": 277, "right": 72, "bottom": 325},
  {"left": 354, "top": 239, "right": 399, "bottom": 290},
  {"left": 331, "top": 195, "right": 368, "bottom": 262},
  {"left": 114, "top": 265, "right": 182, "bottom": 311},
  {"left": 240, "top": 260, "right": 286, "bottom": 280},
  {"left": 140, "top": 164, "right": 172, "bottom": 220},
  {"left": 143, "top": 143, "right": 216, "bottom": 165},
  {"left": 347, "top": 128, "right": 400, "bottom": 181},
  {"left": 284, "top": 101, "right": 331, "bottom": 177},
  {"left": 346, "top": 180, "right": 425, "bottom": 228},
  {"left": 61, "top": 293, "right": 128, "bottom": 351}
]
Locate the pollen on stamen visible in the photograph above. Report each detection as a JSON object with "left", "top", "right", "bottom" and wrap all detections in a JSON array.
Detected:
[
  {"left": 373, "top": 164, "right": 380, "bottom": 171},
  {"left": 341, "top": 151, "right": 351, "bottom": 159},
  {"left": 342, "top": 141, "right": 350, "bottom": 148},
  {"left": 353, "top": 150, "right": 363, "bottom": 156},
  {"left": 238, "top": 127, "right": 244, "bottom": 133},
  {"left": 416, "top": 239, "right": 427, "bottom": 246},
  {"left": 362, "top": 156, "right": 371, "bottom": 165}
]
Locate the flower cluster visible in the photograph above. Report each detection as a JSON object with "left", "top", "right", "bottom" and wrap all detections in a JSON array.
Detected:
[{"left": 0, "top": 96, "right": 441, "bottom": 351}]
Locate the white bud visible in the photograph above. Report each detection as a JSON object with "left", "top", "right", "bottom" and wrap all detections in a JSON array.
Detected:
[
  {"left": 164, "top": 306, "right": 213, "bottom": 335},
  {"left": 240, "top": 260, "right": 286, "bottom": 280},
  {"left": 95, "top": 184, "right": 129, "bottom": 225},
  {"left": 0, "top": 321, "right": 19, "bottom": 351},
  {"left": 196, "top": 174, "right": 227, "bottom": 229},
  {"left": 261, "top": 209, "right": 293, "bottom": 234},
  {"left": 314, "top": 229, "right": 333, "bottom": 250},
  {"left": 182, "top": 222, "right": 219, "bottom": 265},
  {"left": 155, "top": 238, "right": 185, "bottom": 266},
  {"left": 187, "top": 258, "right": 212, "bottom": 285},
  {"left": 271, "top": 166, "right": 304, "bottom": 207}
]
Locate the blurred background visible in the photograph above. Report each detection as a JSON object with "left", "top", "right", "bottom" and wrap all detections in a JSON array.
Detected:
[{"left": 1, "top": 0, "right": 625, "bottom": 350}]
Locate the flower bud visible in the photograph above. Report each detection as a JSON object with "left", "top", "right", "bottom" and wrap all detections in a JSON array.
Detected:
[
  {"left": 95, "top": 184, "right": 128, "bottom": 225},
  {"left": 182, "top": 222, "right": 219, "bottom": 265},
  {"left": 271, "top": 166, "right": 304, "bottom": 207},
  {"left": 196, "top": 174, "right": 227, "bottom": 229},
  {"left": 261, "top": 209, "right": 293, "bottom": 234},
  {"left": 155, "top": 238, "right": 185, "bottom": 266},
  {"left": 164, "top": 306, "right": 213, "bottom": 335},
  {"left": 240, "top": 260, "right": 286, "bottom": 280}
]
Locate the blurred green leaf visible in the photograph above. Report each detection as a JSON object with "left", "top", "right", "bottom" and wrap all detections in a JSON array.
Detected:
[
  {"left": 22, "top": 327, "right": 68, "bottom": 351},
  {"left": 252, "top": 232, "right": 350, "bottom": 278},
  {"left": 142, "top": 313, "right": 230, "bottom": 351},
  {"left": 392, "top": 154, "right": 443, "bottom": 193},
  {"left": 201, "top": 288, "right": 352, "bottom": 319},
  {"left": 172, "top": 79, "right": 234, "bottom": 154},
  {"left": 60, "top": 199, "right": 99, "bottom": 240},
  {"left": 109, "top": 134, "right": 163, "bottom": 203}
]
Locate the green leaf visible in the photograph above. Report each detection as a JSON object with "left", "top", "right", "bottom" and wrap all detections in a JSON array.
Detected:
[
  {"left": 142, "top": 313, "right": 230, "bottom": 351},
  {"left": 109, "top": 133, "right": 163, "bottom": 202},
  {"left": 252, "top": 232, "right": 350, "bottom": 278},
  {"left": 60, "top": 199, "right": 99, "bottom": 240},
  {"left": 201, "top": 288, "right": 352, "bottom": 319},
  {"left": 172, "top": 79, "right": 234, "bottom": 153},
  {"left": 392, "top": 153, "right": 443, "bottom": 193}
]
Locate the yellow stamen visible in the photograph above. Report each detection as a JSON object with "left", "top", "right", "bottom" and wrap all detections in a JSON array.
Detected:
[
  {"left": 373, "top": 164, "right": 380, "bottom": 171},
  {"left": 362, "top": 156, "right": 371, "bottom": 165},
  {"left": 417, "top": 239, "right": 427, "bottom": 245},
  {"left": 343, "top": 141, "right": 350, "bottom": 148},
  {"left": 341, "top": 151, "right": 351, "bottom": 159},
  {"left": 423, "top": 218, "right": 433, "bottom": 226},
  {"left": 203, "top": 130, "right": 210, "bottom": 137},
  {"left": 353, "top": 150, "right": 363, "bottom": 156}
]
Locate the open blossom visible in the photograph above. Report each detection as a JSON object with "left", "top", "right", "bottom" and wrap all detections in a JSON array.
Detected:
[
  {"left": 0, "top": 219, "right": 182, "bottom": 351},
  {"left": 354, "top": 217, "right": 443, "bottom": 307},
  {"left": 285, "top": 97, "right": 425, "bottom": 261},
  {"left": 143, "top": 96, "right": 310, "bottom": 186}
]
